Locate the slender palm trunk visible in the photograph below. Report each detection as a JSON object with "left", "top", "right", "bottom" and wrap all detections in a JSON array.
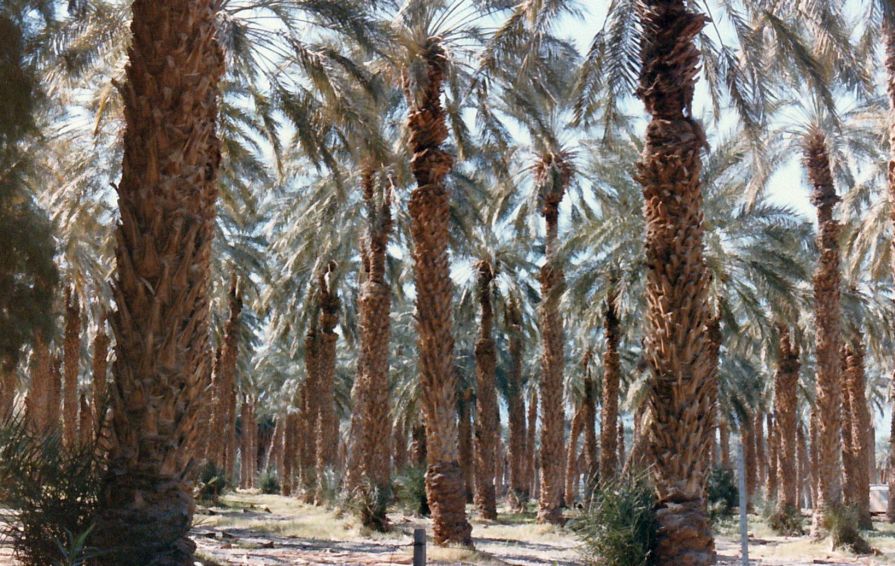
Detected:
[
  {"left": 754, "top": 412, "right": 766, "bottom": 498},
  {"left": 205, "top": 348, "right": 224, "bottom": 465},
  {"left": 473, "top": 261, "right": 498, "bottom": 519},
  {"left": 635, "top": 0, "right": 715, "bottom": 560},
  {"left": 889, "top": 372, "right": 895, "bottom": 521},
  {"left": 507, "top": 300, "right": 528, "bottom": 510},
  {"left": 79, "top": 393, "right": 93, "bottom": 446},
  {"left": 719, "top": 418, "right": 731, "bottom": 469},
  {"left": 564, "top": 403, "right": 584, "bottom": 507},
  {"left": 283, "top": 412, "right": 298, "bottom": 496},
  {"left": 92, "top": 319, "right": 109, "bottom": 437},
  {"left": 300, "top": 319, "right": 319, "bottom": 501},
  {"left": 536, "top": 153, "right": 571, "bottom": 524},
  {"left": 350, "top": 169, "right": 393, "bottom": 507},
  {"left": 1, "top": 355, "right": 16, "bottom": 422},
  {"left": 844, "top": 341, "right": 872, "bottom": 528},
  {"left": 25, "top": 333, "right": 51, "bottom": 433},
  {"left": 600, "top": 286, "right": 621, "bottom": 482},
  {"left": 315, "top": 265, "right": 340, "bottom": 505},
  {"left": 394, "top": 416, "right": 409, "bottom": 473},
  {"left": 412, "top": 421, "right": 427, "bottom": 467},
  {"left": 840, "top": 348, "right": 858, "bottom": 510},
  {"left": 810, "top": 411, "right": 820, "bottom": 512},
  {"left": 240, "top": 399, "right": 252, "bottom": 489},
  {"left": 775, "top": 326, "right": 801, "bottom": 513},
  {"left": 526, "top": 391, "right": 538, "bottom": 498},
  {"left": 583, "top": 355, "right": 598, "bottom": 484},
  {"left": 63, "top": 286, "right": 80, "bottom": 449},
  {"left": 403, "top": 39, "right": 471, "bottom": 546},
  {"left": 94, "top": 0, "right": 223, "bottom": 560},
  {"left": 744, "top": 421, "right": 757, "bottom": 512},
  {"left": 458, "top": 388, "right": 475, "bottom": 502},
  {"left": 804, "top": 129, "right": 844, "bottom": 532},
  {"left": 798, "top": 423, "right": 811, "bottom": 509},
  {"left": 767, "top": 413, "right": 778, "bottom": 502}
]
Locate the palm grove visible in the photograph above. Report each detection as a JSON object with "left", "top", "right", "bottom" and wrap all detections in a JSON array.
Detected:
[{"left": 2, "top": 0, "right": 895, "bottom": 565}]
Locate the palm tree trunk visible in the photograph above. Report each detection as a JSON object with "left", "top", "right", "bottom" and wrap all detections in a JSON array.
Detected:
[
  {"left": 583, "top": 358, "right": 598, "bottom": 485},
  {"left": 1, "top": 355, "right": 16, "bottom": 422},
  {"left": 810, "top": 411, "right": 820, "bottom": 512},
  {"left": 79, "top": 393, "right": 93, "bottom": 446},
  {"left": 743, "top": 421, "right": 757, "bottom": 512},
  {"left": 635, "top": 1, "right": 715, "bottom": 560},
  {"left": 526, "top": 391, "right": 538, "bottom": 499},
  {"left": 844, "top": 341, "right": 872, "bottom": 528},
  {"left": 91, "top": 318, "right": 109, "bottom": 437},
  {"left": 537, "top": 169, "right": 569, "bottom": 524},
  {"left": 564, "top": 403, "right": 584, "bottom": 507},
  {"left": 412, "top": 421, "right": 427, "bottom": 467},
  {"left": 205, "top": 348, "right": 224, "bottom": 465},
  {"left": 240, "top": 399, "right": 251, "bottom": 489},
  {"left": 767, "top": 413, "right": 778, "bottom": 502},
  {"left": 94, "top": 0, "right": 223, "bottom": 560},
  {"left": 775, "top": 326, "right": 801, "bottom": 513},
  {"left": 300, "top": 321, "right": 319, "bottom": 501},
  {"left": 63, "top": 285, "right": 80, "bottom": 449},
  {"left": 403, "top": 40, "right": 471, "bottom": 546},
  {"left": 222, "top": 276, "right": 243, "bottom": 478},
  {"left": 473, "top": 260, "right": 498, "bottom": 520},
  {"left": 888, "top": 371, "right": 895, "bottom": 521},
  {"left": 840, "top": 348, "right": 858, "bottom": 510},
  {"left": 314, "top": 265, "right": 339, "bottom": 505},
  {"left": 754, "top": 412, "right": 766, "bottom": 498},
  {"left": 798, "top": 423, "right": 811, "bottom": 509},
  {"left": 25, "top": 333, "right": 51, "bottom": 433},
  {"left": 352, "top": 169, "right": 393, "bottom": 504},
  {"left": 459, "top": 388, "right": 475, "bottom": 503},
  {"left": 719, "top": 418, "right": 731, "bottom": 469},
  {"left": 283, "top": 412, "right": 298, "bottom": 496},
  {"left": 600, "top": 284, "right": 621, "bottom": 482},
  {"left": 394, "top": 416, "right": 409, "bottom": 473},
  {"left": 507, "top": 299, "right": 528, "bottom": 510},
  {"left": 884, "top": 17, "right": 895, "bottom": 523},
  {"left": 804, "top": 129, "right": 844, "bottom": 532}
]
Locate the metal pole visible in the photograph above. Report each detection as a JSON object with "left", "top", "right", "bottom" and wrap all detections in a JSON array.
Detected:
[
  {"left": 413, "top": 528, "right": 426, "bottom": 566},
  {"left": 738, "top": 440, "right": 749, "bottom": 566}
]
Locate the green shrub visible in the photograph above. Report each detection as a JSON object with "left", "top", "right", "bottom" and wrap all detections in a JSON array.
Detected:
[
  {"left": 769, "top": 504, "right": 804, "bottom": 536},
  {"left": 259, "top": 470, "right": 280, "bottom": 495},
  {"left": 0, "top": 418, "right": 102, "bottom": 566},
  {"left": 345, "top": 481, "right": 392, "bottom": 532},
  {"left": 826, "top": 505, "right": 871, "bottom": 554},
  {"left": 196, "top": 461, "right": 229, "bottom": 503},
  {"left": 572, "top": 474, "right": 658, "bottom": 566},
  {"left": 394, "top": 467, "right": 429, "bottom": 517},
  {"left": 706, "top": 467, "right": 737, "bottom": 520}
]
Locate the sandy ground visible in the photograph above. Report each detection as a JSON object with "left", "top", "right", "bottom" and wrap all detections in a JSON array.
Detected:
[{"left": 1, "top": 493, "right": 894, "bottom": 564}]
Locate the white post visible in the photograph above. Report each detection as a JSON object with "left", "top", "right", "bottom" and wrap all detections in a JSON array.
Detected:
[{"left": 738, "top": 440, "right": 749, "bottom": 566}]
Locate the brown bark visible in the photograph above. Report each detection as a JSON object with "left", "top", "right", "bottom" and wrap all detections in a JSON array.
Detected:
[
  {"left": 618, "top": 420, "right": 625, "bottom": 468},
  {"left": 884, "top": 17, "right": 895, "bottom": 524},
  {"left": 314, "top": 263, "right": 340, "bottom": 505},
  {"left": 805, "top": 129, "right": 844, "bottom": 531},
  {"left": 536, "top": 151, "right": 571, "bottom": 525},
  {"left": 810, "top": 411, "right": 820, "bottom": 513},
  {"left": 743, "top": 421, "right": 757, "bottom": 511},
  {"left": 526, "top": 391, "right": 538, "bottom": 498},
  {"left": 204, "top": 348, "right": 224, "bottom": 465},
  {"left": 719, "top": 418, "right": 731, "bottom": 470},
  {"left": 25, "top": 333, "right": 51, "bottom": 433},
  {"left": 412, "top": 421, "right": 427, "bottom": 468},
  {"left": 840, "top": 349, "right": 858, "bottom": 510},
  {"left": 775, "top": 326, "right": 801, "bottom": 512},
  {"left": 506, "top": 299, "right": 528, "bottom": 510},
  {"left": 767, "top": 413, "right": 778, "bottom": 502},
  {"left": 49, "top": 354, "right": 62, "bottom": 436},
  {"left": 94, "top": 0, "right": 224, "bottom": 560},
  {"left": 393, "top": 416, "right": 409, "bottom": 473},
  {"left": 754, "top": 412, "right": 766, "bottom": 498},
  {"left": 402, "top": 38, "right": 471, "bottom": 546},
  {"left": 583, "top": 352, "right": 598, "bottom": 484},
  {"left": 458, "top": 388, "right": 474, "bottom": 503},
  {"left": 300, "top": 321, "right": 319, "bottom": 501},
  {"left": 63, "top": 286, "right": 80, "bottom": 449},
  {"left": 240, "top": 399, "right": 251, "bottom": 489},
  {"left": 843, "top": 341, "right": 872, "bottom": 528},
  {"left": 798, "top": 423, "right": 811, "bottom": 509},
  {"left": 600, "top": 285, "right": 621, "bottom": 482},
  {"left": 79, "top": 393, "right": 92, "bottom": 446},
  {"left": 473, "top": 260, "right": 498, "bottom": 520},
  {"left": 635, "top": 0, "right": 715, "bottom": 560},
  {"left": 564, "top": 403, "right": 584, "bottom": 507},
  {"left": 1, "top": 355, "right": 16, "bottom": 422},
  {"left": 283, "top": 412, "right": 298, "bottom": 496}
]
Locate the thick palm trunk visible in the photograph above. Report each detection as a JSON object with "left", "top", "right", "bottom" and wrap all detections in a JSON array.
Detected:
[
  {"left": 840, "top": 348, "right": 858, "bottom": 510},
  {"left": 583, "top": 357, "right": 598, "bottom": 484},
  {"left": 283, "top": 412, "right": 298, "bottom": 496},
  {"left": 79, "top": 393, "right": 93, "bottom": 446},
  {"left": 459, "top": 389, "right": 475, "bottom": 502},
  {"left": 526, "top": 391, "right": 538, "bottom": 498},
  {"left": 473, "top": 261, "right": 498, "bottom": 519},
  {"left": 635, "top": 0, "right": 715, "bottom": 561},
  {"left": 204, "top": 348, "right": 224, "bottom": 465},
  {"left": 403, "top": 40, "right": 471, "bottom": 546},
  {"left": 314, "top": 265, "right": 339, "bottom": 505},
  {"left": 564, "top": 403, "right": 584, "bottom": 507},
  {"left": 350, "top": 169, "right": 393, "bottom": 504},
  {"left": 719, "top": 418, "right": 731, "bottom": 469},
  {"left": 92, "top": 319, "right": 109, "bottom": 436},
  {"left": 805, "top": 129, "right": 844, "bottom": 532},
  {"left": 25, "top": 333, "right": 51, "bottom": 433},
  {"left": 754, "top": 412, "right": 765, "bottom": 497},
  {"left": 299, "top": 321, "right": 319, "bottom": 501},
  {"left": 209, "top": 276, "right": 242, "bottom": 477},
  {"left": 810, "top": 411, "right": 820, "bottom": 512},
  {"left": 49, "top": 355, "right": 62, "bottom": 434},
  {"left": 507, "top": 300, "right": 528, "bottom": 510},
  {"left": 536, "top": 156, "right": 570, "bottom": 524},
  {"left": 843, "top": 342, "right": 872, "bottom": 528},
  {"left": 600, "top": 286, "right": 621, "bottom": 482},
  {"left": 94, "top": 0, "right": 223, "bottom": 560},
  {"left": 63, "top": 286, "right": 80, "bottom": 449},
  {"left": 775, "top": 326, "right": 801, "bottom": 513},
  {"left": 240, "top": 399, "right": 251, "bottom": 489}
]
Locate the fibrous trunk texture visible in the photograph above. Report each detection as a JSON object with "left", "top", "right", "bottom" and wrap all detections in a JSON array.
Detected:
[
  {"left": 583, "top": 353, "right": 598, "bottom": 484},
  {"left": 564, "top": 403, "right": 584, "bottom": 507},
  {"left": 1, "top": 355, "right": 16, "bottom": 422},
  {"left": 79, "top": 393, "right": 93, "bottom": 446},
  {"left": 774, "top": 326, "right": 801, "bottom": 513},
  {"left": 507, "top": 300, "right": 528, "bottom": 510},
  {"left": 805, "top": 129, "right": 844, "bottom": 531},
  {"left": 536, "top": 151, "right": 571, "bottom": 525},
  {"left": 49, "top": 355, "right": 62, "bottom": 434},
  {"left": 315, "top": 264, "right": 340, "bottom": 505},
  {"left": 300, "top": 321, "right": 319, "bottom": 501},
  {"left": 743, "top": 422, "right": 757, "bottom": 511},
  {"left": 473, "top": 261, "right": 498, "bottom": 519},
  {"left": 403, "top": 39, "right": 471, "bottom": 545},
  {"left": 843, "top": 342, "right": 872, "bottom": 528},
  {"left": 94, "top": 0, "right": 224, "bottom": 561},
  {"left": 635, "top": 0, "right": 715, "bottom": 561},
  {"left": 600, "top": 285, "right": 621, "bottom": 482},
  {"left": 810, "top": 412, "right": 820, "bottom": 513},
  {"left": 884, "top": 18, "right": 895, "bottom": 523},
  {"left": 63, "top": 286, "right": 81, "bottom": 449},
  {"left": 526, "top": 391, "right": 538, "bottom": 497},
  {"left": 767, "top": 413, "right": 778, "bottom": 502},
  {"left": 350, "top": 169, "right": 393, "bottom": 506},
  {"left": 25, "top": 333, "right": 51, "bottom": 433},
  {"left": 719, "top": 418, "right": 731, "bottom": 469},
  {"left": 754, "top": 412, "right": 766, "bottom": 498},
  {"left": 283, "top": 412, "right": 298, "bottom": 496},
  {"left": 798, "top": 423, "right": 811, "bottom": 509}
]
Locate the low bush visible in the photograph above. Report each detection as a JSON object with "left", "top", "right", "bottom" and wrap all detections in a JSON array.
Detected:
[
  {"left": 826, "top": 505, "right": 871, "bottom": 554},
  {"left": 394, "top": 466, "right": 429, "bottom": 517},
  {"left": 572, "top": 474, "right": 658, "bottom": 566},
  {"left": 769, "top": 503, "right": 804, "bottom": 536},
  {"left": 706, "top": 466, "right": 737, "bottom": 520},
  {"left": 196, "top": 461, "right": 229, "bottom": 504},
  {"left": 259, "top": 470, "right": 280, "bottom": 495},
  {"left": 345, "top": 481, "right": 392, "bottom": 532},
  {"left": 0, "top": 418, "right": 102, "bottom": 565}
]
